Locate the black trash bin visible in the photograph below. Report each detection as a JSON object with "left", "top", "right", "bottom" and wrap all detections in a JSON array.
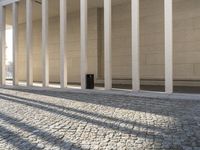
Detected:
[{"left": 86, "top": 74, "right": 94, "bottom": 89}]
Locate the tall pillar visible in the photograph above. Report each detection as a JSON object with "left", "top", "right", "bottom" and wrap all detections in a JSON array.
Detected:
[
  {"left": 132, "top": 0, "right": 140, "bottom": 91},
  {"left": 26, "top": 0, "right": 33, "bottom": 86},
  {"left": 42, "top": 0, "right": 49, "bottom": 87},
  {"left": 13, "top": 2, "right": 19, "bottom": 86},
  {"left": 164, "top": 0, "right": 173, "bottom": 93},
  {"left": 60, "top": 0, "right": 67, "bottom": 88},
  {"left": 104, "top": 0, "right": 112, "bottom": 90},
  {"left": 80, "top": 0, "right": 88, "bottom": 89},
  {"left": 0, "top": 6, "right": 5, "bottom": 86}
]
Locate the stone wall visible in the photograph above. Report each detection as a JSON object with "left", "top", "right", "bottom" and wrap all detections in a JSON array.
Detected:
[
  {"left": 17, "top": 0, "right": 200, "bottom": 86},
  {"left": 18, "top": 8, "right": 98, "bottom": 83}
]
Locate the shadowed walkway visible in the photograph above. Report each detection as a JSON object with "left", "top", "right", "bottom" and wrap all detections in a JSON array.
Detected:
[{"left": 0, "top": 88, "right": 199, "bottom": 149}]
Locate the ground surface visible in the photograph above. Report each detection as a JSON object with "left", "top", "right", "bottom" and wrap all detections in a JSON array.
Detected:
[{"left": 0, "top": 88, "right": 199, "bottom": 150}]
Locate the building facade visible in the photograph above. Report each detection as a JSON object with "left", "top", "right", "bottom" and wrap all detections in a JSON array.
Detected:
[{"left": 1, "top": 0, "right": 200, "bottom": 93}]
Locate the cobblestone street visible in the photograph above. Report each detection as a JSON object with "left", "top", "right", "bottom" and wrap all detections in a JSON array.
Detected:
[{"left": 0, "top": 88, "right": 199, "bottom": 150}]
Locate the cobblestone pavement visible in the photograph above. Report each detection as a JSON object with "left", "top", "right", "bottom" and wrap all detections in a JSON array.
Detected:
[{"left": 0, "top": 88, "right": 199, "bottom": 150}]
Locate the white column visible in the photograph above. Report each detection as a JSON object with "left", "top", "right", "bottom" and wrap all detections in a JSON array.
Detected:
[
  {"left": 80, "top": 0, "right": 88, "bottom": 89},
  {"left": 0, "top": 6, "right": 5, "bottom": 86},
  {"left": 42, "top": 0, "right": 49, "bottom": 87},
  {"left": 164, "top": 0, "right": 173, "bottom": 93},
  {"left": 26, "top": 0, "right": 33, "bottom": 86},
  {"left": 104, "top": 0, "right": 112, "bottom": 90},
  {"left": 60, "top": 0, "right": 67, "bottom": 88},
  {"left": 132, "top": 0, "right": 140, "bottom": 91},
  {"left": 13, "top": 2, "right": 19, "bottom": 86}
]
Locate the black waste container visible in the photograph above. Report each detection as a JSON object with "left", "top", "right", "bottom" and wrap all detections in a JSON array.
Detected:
[{"left": 86, "top": 74, "right": 94, "bottom": 89}]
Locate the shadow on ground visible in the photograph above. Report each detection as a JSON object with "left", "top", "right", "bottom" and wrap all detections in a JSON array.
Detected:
[{"left": 0, "top": 88, "right": 199, "bottom": 149}]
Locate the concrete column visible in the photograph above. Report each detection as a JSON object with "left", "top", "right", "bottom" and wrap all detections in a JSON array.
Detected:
[
  {"left": 60, "top": 0, "right": 67, "bottom": 88},
  {"left": 0, "top": 6, "right": 5, "bottom": 85},
  {"left": 132, "top": 0, "right": 140, "bottom": 91},
  {"left": 104, "top": 0, "right": 112, "bottom": 90},
  {"left": 164, "top": 0, "right": 173, "bottom": 93},
  {"left": 42, "top": 0, "right": 49, "bottom": 87},
  {"left": 13, "top": 2, "right": 19, "bottom": 86},
  {"left": 26, "top": 0, "right": 33, "bottom": 86},
  {"left": 80, "top": 0, "right": 88, "bottom": 89}
]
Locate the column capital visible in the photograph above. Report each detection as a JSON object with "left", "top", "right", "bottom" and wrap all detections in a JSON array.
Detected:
[{"left": 0, "top": 0, "right": 20, "bottom": 6}]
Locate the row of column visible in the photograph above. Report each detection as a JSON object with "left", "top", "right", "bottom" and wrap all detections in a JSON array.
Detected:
[{"left": 0, "top": 0, "right": 173, "bottom": 93}]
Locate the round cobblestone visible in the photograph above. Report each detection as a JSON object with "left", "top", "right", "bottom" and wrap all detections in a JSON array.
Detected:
[{"left": 0, "top": 88, "right": 199, "bottom": 150}]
